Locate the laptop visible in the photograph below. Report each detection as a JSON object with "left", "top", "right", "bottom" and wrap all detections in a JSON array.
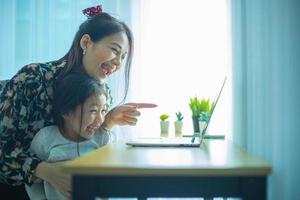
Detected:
[{"left": 126, "top": 77, "right": 227, "bottom": 147}]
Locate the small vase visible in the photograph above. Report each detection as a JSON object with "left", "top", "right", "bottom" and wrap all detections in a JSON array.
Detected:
[
  {"left": 160, "top": 121, "right": 169, "bottom": 137},
  {"left": 192, "top": 116, "right": 200, "bottom": 133},
  {"left": 174, "top": 121, "right": 183, "bottom": 137}
]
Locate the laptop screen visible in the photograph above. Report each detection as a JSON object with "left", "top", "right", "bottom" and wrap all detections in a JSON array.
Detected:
[{"left": 200, "top": 76, "right": 227, "bottom": 136}]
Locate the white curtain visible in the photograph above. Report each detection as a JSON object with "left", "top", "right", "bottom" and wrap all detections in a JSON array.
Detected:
[
  {"left": 124, "top": 0, "right": 232, "bottom": 140},
  {"left": 231, "top": 0, "right": 300, "bottom": 199}
]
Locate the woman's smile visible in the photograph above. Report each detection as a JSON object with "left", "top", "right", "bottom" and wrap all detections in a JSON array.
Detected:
[{"left": 100, "top": 62, "right": 116, "bottom": 77}]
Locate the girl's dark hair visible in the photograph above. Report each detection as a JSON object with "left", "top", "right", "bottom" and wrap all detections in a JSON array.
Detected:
[
  {"left": 57, "top": 13, "right": 133, "bottom": 102},
  {"left": 53, "top": 72, "right": 107, "bottom": 128}
]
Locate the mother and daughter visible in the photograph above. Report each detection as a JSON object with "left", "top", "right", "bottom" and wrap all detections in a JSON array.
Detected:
[{"left": 0, "top": 5, "right": 156, "bottom": 199}]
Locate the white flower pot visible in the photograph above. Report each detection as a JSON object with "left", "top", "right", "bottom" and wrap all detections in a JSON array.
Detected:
[
  {"left": 174, "top": 121, "right": 183, "bottom": 137},
  {"left": 160, "top": 121, "right": 169, "bottom": 137}
]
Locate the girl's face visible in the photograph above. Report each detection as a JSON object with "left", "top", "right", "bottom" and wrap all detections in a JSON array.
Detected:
[
  {"left": 63, "top": 94, "right": 107, "bottom": 141},
  {"left": 82, "top": 32, "right": 129, "bottom": 82}
]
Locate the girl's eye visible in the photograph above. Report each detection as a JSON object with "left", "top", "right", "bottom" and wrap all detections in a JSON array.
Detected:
[
  {"left": 101, "top": 109, "right": 107, "bottom": 114},
  {"left": 90, "top": 109, "right": 97, "bottom": 114}
]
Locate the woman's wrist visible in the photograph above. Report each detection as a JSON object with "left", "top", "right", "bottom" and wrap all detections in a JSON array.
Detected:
[
  {"left": 34, "top": 161, "right": 49, "bottom": 181},
  {"left": 33, "top": 161, "right": 48, "bottom": 180},
  {"left": 103, "top": 111, "right": 114, "bottom": 130}
]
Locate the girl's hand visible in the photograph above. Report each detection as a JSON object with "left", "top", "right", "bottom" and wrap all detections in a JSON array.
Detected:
[
  {"left": 103, "top": 103, "right": 157, "bottom": 129},
  {"left": 35, "top": 161, "right": 71, "bottom": 200}
]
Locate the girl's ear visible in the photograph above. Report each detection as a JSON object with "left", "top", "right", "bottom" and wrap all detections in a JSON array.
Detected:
[{"left": 80, "top": 34, "right": 92, "bottom": 51}]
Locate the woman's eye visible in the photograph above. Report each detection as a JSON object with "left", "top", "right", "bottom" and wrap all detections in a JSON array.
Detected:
[
  {"left": 121, "top": 54, "right": 126, "bottom": 60},
  {"left": 111, "top": 48, "right": 119, "bottom": 55}
]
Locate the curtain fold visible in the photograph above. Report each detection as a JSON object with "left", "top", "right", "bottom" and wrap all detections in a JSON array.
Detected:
[{"left": 231, "top": 0, "right": 300, "bottom": 199}]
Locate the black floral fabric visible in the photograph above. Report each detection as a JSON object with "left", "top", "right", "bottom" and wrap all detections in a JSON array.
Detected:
[
  {"left": 0, "top": 61, "right": 112, "bottom": 186},
  {"left": 0, "top": 80, "right": 8, "bottom": 94}
]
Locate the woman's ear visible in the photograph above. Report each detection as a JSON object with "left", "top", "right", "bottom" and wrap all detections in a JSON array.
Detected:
[{"left": 80, "top": 34, "right": 92, "bottom": 52}]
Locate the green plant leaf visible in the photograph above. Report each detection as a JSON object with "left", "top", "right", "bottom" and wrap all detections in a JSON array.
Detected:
[
  {"left": 175, "top": 112, "right": 184, "bottom": 121},
  {"left": 188, "top": 96, "right": 212, "bottom": 117},
  {"left": 160, "top": 114, "right": 169, "bottom": 121}
]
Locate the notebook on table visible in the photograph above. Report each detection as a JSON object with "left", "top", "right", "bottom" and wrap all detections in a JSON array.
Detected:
[{"left": 125, "top": 77, "right": 227, "bottom": 147}]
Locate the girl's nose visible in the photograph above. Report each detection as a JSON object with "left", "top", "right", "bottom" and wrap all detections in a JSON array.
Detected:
[{"left": 94, "top": 114, "right": 104, "bottom": 128}]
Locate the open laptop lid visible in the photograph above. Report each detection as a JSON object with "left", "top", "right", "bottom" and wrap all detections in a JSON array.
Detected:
[{"left": 200, "top": 76, "right": 227, "bottom": 136}]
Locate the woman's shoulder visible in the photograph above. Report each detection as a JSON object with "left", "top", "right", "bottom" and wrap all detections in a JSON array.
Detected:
[
  {"left": 3, "top": 60, "right": 66, "bottom": 91},
  {"left": 0, "top": 60, "right": 66, "bottom": 98},
  {"left": 15, "top": 60, "right": 66, "bottom": 81}
]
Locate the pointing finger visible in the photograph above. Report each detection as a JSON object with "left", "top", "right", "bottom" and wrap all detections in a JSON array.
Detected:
[{"left": 125, "top": 103, "right": 157, "bottom": 109}]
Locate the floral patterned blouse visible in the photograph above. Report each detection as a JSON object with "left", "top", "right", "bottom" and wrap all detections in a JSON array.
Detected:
[{"left": 0, "top": 60, "right": 112, "bottom": 186}]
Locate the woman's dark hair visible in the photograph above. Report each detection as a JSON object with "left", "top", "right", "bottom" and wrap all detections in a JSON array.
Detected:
[
  {"left": 57, "top": 13, "right": 133, "bottom": 102},
  {"left": 53, "top": 72, "right": 107, "bottom": 128}
]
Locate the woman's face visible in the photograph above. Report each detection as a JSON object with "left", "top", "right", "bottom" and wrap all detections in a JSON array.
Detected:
[
  {"left": 63, "top": 94, "right": 107, "bottom": 141},
  {"left": 82, "top": 32, "right": 129, "bottom": 82}
]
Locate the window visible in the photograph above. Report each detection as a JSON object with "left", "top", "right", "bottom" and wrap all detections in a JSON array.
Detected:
[{"left": 126, "top": 0, "right": 232, "bottom": 139}]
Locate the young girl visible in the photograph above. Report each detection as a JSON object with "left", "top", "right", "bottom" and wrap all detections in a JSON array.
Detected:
[{"left": 25, "top": 72, "right": 109, "bottom": 200}]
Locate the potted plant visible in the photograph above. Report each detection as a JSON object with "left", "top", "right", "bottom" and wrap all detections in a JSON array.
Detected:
[
  {"left": 174, "top": 112, "right": 184, "bottom": 137},
  {"left": 160, "top": 114, "right": 169, "bottom": 137},
  {"left": 188, "top": 97, "right": 212, "bottom": 133}
]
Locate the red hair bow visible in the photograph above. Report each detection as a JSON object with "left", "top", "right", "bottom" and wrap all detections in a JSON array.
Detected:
[{"left": 82, "top": 5, "right": 103, "bottom": 17}]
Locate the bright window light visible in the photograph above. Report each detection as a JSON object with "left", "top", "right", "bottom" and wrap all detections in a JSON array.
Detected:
[{"left": 126, "top": 0, "right": 232, "bottom": 139}]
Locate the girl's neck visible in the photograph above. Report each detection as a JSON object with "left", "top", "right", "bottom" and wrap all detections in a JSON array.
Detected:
[{"left": 59, "top": 126, "right": 85, "bottom": 142}]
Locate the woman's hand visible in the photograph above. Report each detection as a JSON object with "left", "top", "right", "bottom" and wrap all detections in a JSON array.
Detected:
[
  {"left": 34, "top": 161, "right": 71, "bottom": 199},
  {"left": 103, "top": 103, "right": 157, "bottom": 129}
]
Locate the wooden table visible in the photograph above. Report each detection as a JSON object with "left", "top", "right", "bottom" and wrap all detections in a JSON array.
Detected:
[{"left": 62, "top": 139, "right": 271, "bottom": 200}]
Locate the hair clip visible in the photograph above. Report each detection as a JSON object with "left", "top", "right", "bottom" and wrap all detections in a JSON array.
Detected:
[{"left": 82, "top": 5, "right": 103, "bottom": 18}]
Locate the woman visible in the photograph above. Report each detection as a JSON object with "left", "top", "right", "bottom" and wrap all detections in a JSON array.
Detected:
[{"left": 0, "top": 5, "right": 156, "bottom": 199}]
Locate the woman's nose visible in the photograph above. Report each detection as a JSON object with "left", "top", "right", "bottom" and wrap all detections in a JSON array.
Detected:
[{"left": 112, "top": 55, "right": 122, "bottom": 66}]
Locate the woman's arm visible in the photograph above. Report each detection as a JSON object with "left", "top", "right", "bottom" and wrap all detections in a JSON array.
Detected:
[
  {"left": 0, "top": 71, "right": 42, "bottom": 185},
  {"left": 0, "top": 64, "right": 72, "bottom": 199},
  {"left": 0, "top": 63, "right": 56, "bottom": 186},
  {"left": 34, "top": 161, "right": 71, "bottom": 200}
]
